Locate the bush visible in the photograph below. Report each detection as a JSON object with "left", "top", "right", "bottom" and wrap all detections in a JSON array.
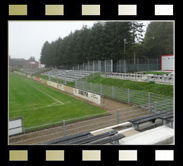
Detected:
[{"left": 149, "top": 81, "right": 155, "bottom": 84}]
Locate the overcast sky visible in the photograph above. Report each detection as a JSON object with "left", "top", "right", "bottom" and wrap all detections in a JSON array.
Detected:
[{"left": 8, "top": 21, "right": 150, "bottom": 62}]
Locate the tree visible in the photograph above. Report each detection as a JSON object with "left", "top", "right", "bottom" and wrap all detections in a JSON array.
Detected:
[
  {"left": 39, "top": 21, "right": 149, "bottom": 67},
  {"left": 40, "top": 41, "right": 51, "bottom": 67},
  {"left": 142, "top": 22, "right": 173, "bottom": 58},
  {"left": 129, "top": 22, "right": 145, "bottom": 64}
]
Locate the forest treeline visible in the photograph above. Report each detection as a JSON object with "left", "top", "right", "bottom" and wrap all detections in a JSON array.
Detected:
[{"left": 40, "top": 21, "right": 173, "bottom": 68}]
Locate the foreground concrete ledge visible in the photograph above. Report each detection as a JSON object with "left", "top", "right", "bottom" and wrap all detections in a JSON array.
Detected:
[
  {"left": 119, "top": 126, "right": 174, "bottom": 145},
  {"left": 90, "top": 122, "right": 132, "bottom": 135}
]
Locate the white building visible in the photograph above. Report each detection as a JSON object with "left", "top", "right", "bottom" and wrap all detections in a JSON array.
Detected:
[{"left": 161, "top": 54, "right": 174, "bottom": 71}]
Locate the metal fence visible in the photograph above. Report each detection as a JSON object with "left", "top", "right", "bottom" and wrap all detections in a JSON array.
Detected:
[
  {"left": 72, "top": 60, "right": 113, "bottom": 72},
  {"left": 76, "top": 80, "right": 173, "bottom": 111},
  {"left": 116, "top": 58, "right": 161, "bottom": 72},
  {"left": 66, "top": 58, "right": 161, "bottom": 73}
]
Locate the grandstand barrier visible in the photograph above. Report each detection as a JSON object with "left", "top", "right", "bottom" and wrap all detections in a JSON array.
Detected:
[
  {"left": 27, "top": 74, "right": 32, "bottom": 78},
  {"left": 73, "top": 88, "right": 101, "bottom": 105},
  {"left": 57, "top": 83, "right": 64, "bottom": 91}
]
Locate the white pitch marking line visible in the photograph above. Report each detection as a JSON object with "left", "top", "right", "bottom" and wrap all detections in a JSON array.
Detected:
[
  {"left": 48, "top": 101, "right": 58, "bottom": 106},
  {"left": 10, "top": 103, "right": 63, "bottom": 113},
  {"left": 25, "top": 82, "right": 64, "bottom": 105}
]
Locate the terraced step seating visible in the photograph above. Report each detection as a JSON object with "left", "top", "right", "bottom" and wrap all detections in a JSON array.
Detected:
[
  {"left": 20, "top": 68, "right": 50, "bottom": 75},
  {"left": 42, "top": 130, "right": 125, "bottom": 145},
  {"left": 128, "top": 109, "right": 173, "bottom": 130},
  {"left": 102, "top": 72, "right": 174, "bottom": 85},
  {"left": 42, "top": 69, "right": 98, "bottom": 82}
]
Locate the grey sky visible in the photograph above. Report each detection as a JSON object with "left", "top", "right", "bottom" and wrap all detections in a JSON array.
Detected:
[{"left": 8, "top": 21, "right": 150, "bottom": 62}]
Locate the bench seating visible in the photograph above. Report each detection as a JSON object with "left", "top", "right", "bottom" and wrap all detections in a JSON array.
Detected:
[
  {"left": 43, "top": 131, "right": 91, "bottom": 144},
  {"left": 159, "top": 113, "right": 174, "bottom": 128},
  {"left": 42, "top": 130, "right": 125, "bottom": 145},
  {"left": 87, "top": 133, "right": 125, "bottom": 145},
  {"left": 128, "top": 110, "right": 173, "bottom": 131},
  {"left": 166, "top": 118, "right": 173, "bottom": 128}
]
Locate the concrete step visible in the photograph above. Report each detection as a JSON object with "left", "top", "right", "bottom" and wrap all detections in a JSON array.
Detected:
[{"left": 119, "top": 126, "right": 174, "bottom": 145}]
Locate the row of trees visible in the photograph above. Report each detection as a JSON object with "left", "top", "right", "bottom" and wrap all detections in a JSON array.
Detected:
[{"left": 40, "top": 21, "right": 173, "bottom": 68}]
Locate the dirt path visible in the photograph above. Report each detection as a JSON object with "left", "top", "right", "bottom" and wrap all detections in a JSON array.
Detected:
[{"left": 9, "top": 97, "right": 149, "bottom": 145}]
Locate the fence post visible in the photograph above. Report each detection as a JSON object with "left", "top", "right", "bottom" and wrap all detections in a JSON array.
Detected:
[
  {"left": 90, "top": 82, "right": 92, "bottom": 92},
  {"left": 88, "top": 61, "right": 89, "bottom": 71},
  {"left": 117, "top": 109, "right": 119, "bottom": 124},
  {"left": 124, "top": 60, "right": 126, "bottom": 73},
  {"left": 22, "top": 117, "right": 25, "bottom": 134},
  {"left": 63, "top": 120, "right": 66, "bottom": 137},
  {"left": 83, "top": 81, "right": 85, "bottom": 90},
  {"left": 112, "top": 86, "right": 114, "bottom": 99},
  {"left": 128, "top": 89, "right": 130, "bottom": 103},
  {"left": 111, "top": 59, "right": 113, "bottom": 72},
  {"left": 93, "top": 61, "right": 94, "bottom": 72},
  {"left": 148, "top": 58, "right": 149, "bottom": 71},
  {"left": 100, "top": 84, "right": 103, "bottom": 95},
  {"left": 64, "top": 71, "right": 66, "bottom": 85},
  {"left": 75, "top": 80, "right": 77, "bottom": 88},
  {"left": 49, "top": 72, "right": 50, "bottom": 81},
  {"left": 148, "top": 92, "right": 151, "bottom": 110},
  {"left": 157, "top": 58, "right": 158, "bottom": 70},
  {"left": 105, "top": 60, "right": 106, "bottom": 73},
  {"left": 154, "top": 102, "right": 157, "bottom": 112}
]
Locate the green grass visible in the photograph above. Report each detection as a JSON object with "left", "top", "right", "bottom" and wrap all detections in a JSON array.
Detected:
[
  {"left": 87, "top": 77, "right": 173, "bottom": 97},
  {"left": 9, "top": 72, "right": 107, "bottom": 130}
]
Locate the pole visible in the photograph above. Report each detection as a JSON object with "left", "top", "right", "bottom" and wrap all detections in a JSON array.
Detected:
[
  {"left": 64, "top": 71, "right": 66, "bottom": 85},
  {"left": 154, "top": 102, "right": 157, "bottom": 112},
  {"left": 75, "top": 80, "right": 77, "bottom": 88},
  {"left": 124, "top": 41, "right": 125, "bottom": 53},
  {"left": 63, "top": 120, "right": 66, "bottom": 137},
  {"left": 117, "top": 109, "right": 119, "bottom": 124},
  {"left": 100, "top": 84, "right": 103, "bottom": 95},
  {"left": 128, "top": 89, "right": 130, "bottom": 103},
  {"left": 112, "top": 86, "right": 114, "bottom": 99},
  {"left": 90, "top": 82, "right": 92, "bottom": 92},
  {"left": 105, "top": 60, "right": 106, "bottom": 73},
  {"left": 148, "top": 92, "right": 151, "bottom": 111}
]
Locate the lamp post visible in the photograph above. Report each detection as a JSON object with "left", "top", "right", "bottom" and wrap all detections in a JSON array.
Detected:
[
  {"left": 124, "top": 39, "right": 126, "bottom": 53},
  {"left": 86, "top": 57, "right": 89, "bottom": 71}
]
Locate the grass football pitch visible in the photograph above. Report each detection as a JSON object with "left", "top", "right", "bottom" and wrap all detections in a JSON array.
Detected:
[{"left": 9, "top": 72, "right": 106, "bottom": 131}]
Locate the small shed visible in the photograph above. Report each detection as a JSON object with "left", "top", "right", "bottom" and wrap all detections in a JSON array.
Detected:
[{"left": 161, "top": 54, "right": 174, "bottom": 71}]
